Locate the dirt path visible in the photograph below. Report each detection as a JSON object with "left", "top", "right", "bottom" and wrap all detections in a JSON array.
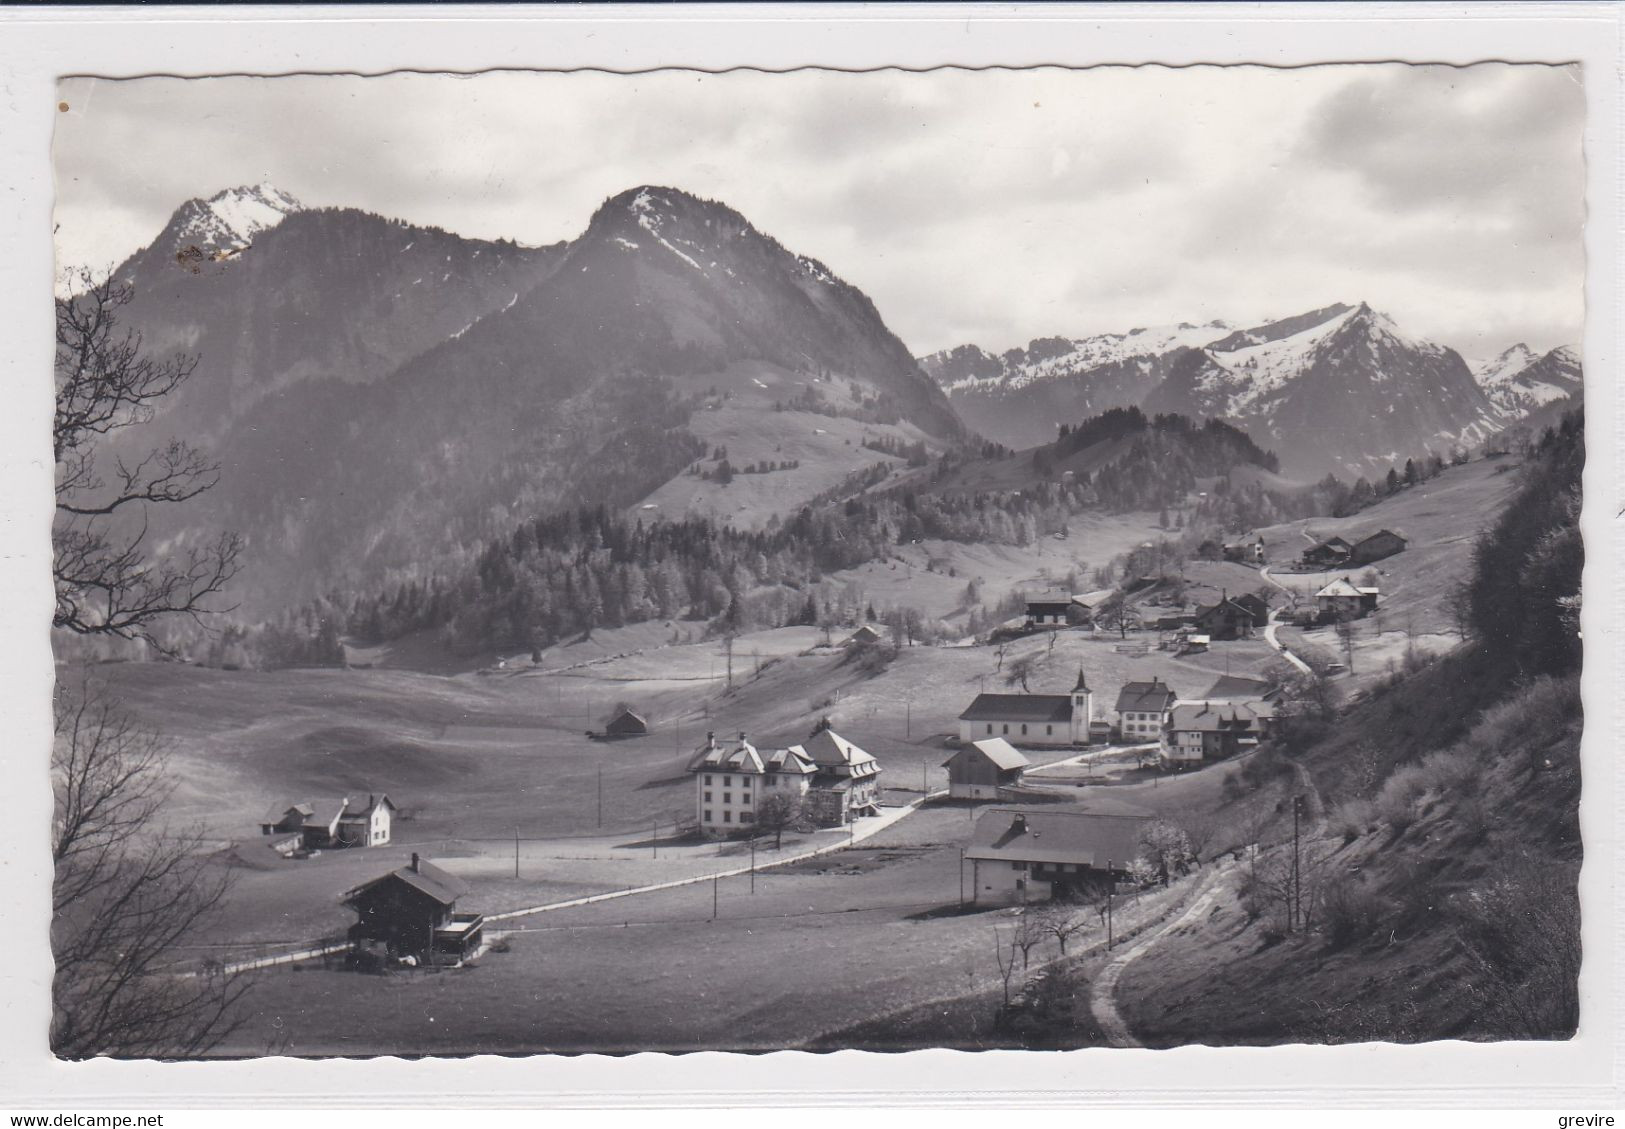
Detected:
[{"left": 1089, "top": 860, "right": 1235, "bottom": 1047}]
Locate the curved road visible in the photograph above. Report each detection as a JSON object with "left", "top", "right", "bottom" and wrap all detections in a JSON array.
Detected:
[
  {"left": 1258, "top": 566, "right": 1313, "bottom": 675},
  {"left": 1089, "top": 860, "right": 1236, "bottom": 1047}
]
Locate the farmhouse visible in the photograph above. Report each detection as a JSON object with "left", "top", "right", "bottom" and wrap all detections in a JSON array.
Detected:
[
  {"left": 957, "top": 669, "right": 1094, "bottom": 747},
  {"left": 1160, "top": 700, "right": 1276, "bottom": 765},
  {"left": 942, "top": 737, "right": 1031, "bottom": 800},
  {"left": 1231, "top": 591, "right": 1271, "bottom": 629},
  {"left": 1025, "top": 591, "right": 1074, "bottom": 628},
  {"left": 964, "top": 806, "right": 1153, "bottom": 905},
  {"left": 343, "top": 853, "right": 484, "bottom": 964},
  {"left": 1349, "top": 529, "right": 1408, "bottom": 566},
  {"left": 1070, "top": 588, "right": 1118, "bottom": 619},
  {"left": 1223, "top": 536, "right": 1266, "bottom": 564},
  {"left": 604, "top": 707, "right": 649, "bottom": 738},
  {"left": 686, "top": 727, "right": 881, "bottom": 835},
  {"left": 1301, "top": 536, "right": 1354, "bottom": 568},
  {"left": 1114, "top": 678, "right": 1179, "bottom": 741},
  {"left": 1192, "top": 596, "right": 1256, "bottom": 641},
  {"left": 1316, "top": 576, "right": 1380, "bottom": 620},
  {"left": 260, "top": 793, "right": 396, "bottom": 850}
]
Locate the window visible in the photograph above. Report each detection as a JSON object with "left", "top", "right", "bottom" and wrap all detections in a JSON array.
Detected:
[
  {"left": 724, "top": 793, "right": 732, "bottom": 804},
  {"left": 765, "top": 774, "right": 776, "bottom": 786},
  {"left": 741, "top": 778, "right": 751, "bottom": 789},
  {"left": 1002, "top": 724, "right": 1009, "bottom": 735},
  {"left": 986, "top": 724, "right": 993, "bottom": 735},
  {"left": 1011, "top": 861, "right": 1023, "bottom": 870},
  {"left": 740, "top": 812, "right": 753, "bottom": 823},
  {"left": 1021, "top": 724, "right": 1028, "bottom": 736},
  {"left": 705, "top": 775, "right": 713, "bottom": 785},
  {"left": 704, "top": 810, "right": 713, "bottom": 821},
  {"left": 704, "top": 791, "right": 712, "bottom": 802},
  {"left": 724, "top": 776, "right": 732, "bottom": 787},
  {"left": 742, "top": 792, "right": 751, "bottom": 805},
  {"left": 1046, "top": 725, "right": 1053, "bottom": 736},
  {"left": 723, "top": 811, "right": 732, "bottom": 823}
]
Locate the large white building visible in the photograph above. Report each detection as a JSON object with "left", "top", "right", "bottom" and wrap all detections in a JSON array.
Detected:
[
  {"left": 685, "top": 728, "right": 881, "bottom": 836},
  {"left": 1113, "top": 679, "right": 1180, "bottom": 742},
  {"left": 956, "top": 669, "right": 1095, "bottom": 747}
]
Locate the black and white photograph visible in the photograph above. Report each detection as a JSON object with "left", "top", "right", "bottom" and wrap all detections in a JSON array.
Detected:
[{"left": 42, "top": 55, "right": 1589, "bottom": 1064}]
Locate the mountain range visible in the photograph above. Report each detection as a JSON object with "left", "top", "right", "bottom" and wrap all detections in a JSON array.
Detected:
[
  {"left": 921, "top": 304, "right": 1579, "bottom": 479},
  {"left": 94, "top": 184, "right": 962, "bottom": 615}
]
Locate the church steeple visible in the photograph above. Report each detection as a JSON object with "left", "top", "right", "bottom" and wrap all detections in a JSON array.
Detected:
[{"left": 1073, "top": 667, "right": 1090, "bottom": 693}]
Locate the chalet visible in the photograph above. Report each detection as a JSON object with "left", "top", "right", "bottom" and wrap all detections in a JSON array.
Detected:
[
  {"left": 343, "top": 853, "right": 484, "bottom": 964},
  {"left": 1025, "top": 591, "right": 1074, "bottom": 628},
  {"left": 1301, "top": 536, "right": 1354, "bottom": 568},
  {"left": 1192, "top": 597, "right": 1256, "bottom": 641},
  {"left": 964, "top": 805, "right": 1153, "bottom": 905},
  {"left": 686, "top": 727, "right": 881, "bottom": 835},
  {"left": 1232, "top": 591, "right": 1271, "bottom": 629},
  {"left": 1349, "top": 529, "right": 1408, "bottom": 566},
  {"left": 261, "top": 793, "right": 396, "bottom": 850},
  {"left": 942, "top": 737, "right": 1031, "bottom": 800},
  {"left": 958, "top": 669, "right": 1094, "bottom": 747},
  {"left": 604, "top": 707, "right": 649, "bottom": 738},
  {"left": 1114, "top": 678, "right": 1179, "bottom": 741},
  {"left": 1070, "top": 588, "right": 1118, "bottom": 620},
  {"left": 1223, "top": 536, "right": 1266, "bottom": 564},
  {"left": 1161, "top": 700, "right": 1275, "bottom": 765},
  {"left": 1200, "top": 674, "right": 1282, "bottom": 702},
  {"left": 1316, "top": 576, "right": 1380, "bottom": 620},
  {"left": 844, "top": 624, "right": 883, "bottom": 647}
]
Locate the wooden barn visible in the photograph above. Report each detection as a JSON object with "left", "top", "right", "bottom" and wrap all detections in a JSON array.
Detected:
[
  {"left": 1349, "top": 529, "right": 1408, "bottom": 566},
  {"left": 604, "top": 707, "right": 650, "bottom": 738},
  {"left": 343, "top": 853, "right": 484, "bottom": 964},
  {"left": 942, "top": 737, "right": 1031, "bottom": 800},
  {"left": 1301, "top": 536, "right": 1354, "bottom": 568}
]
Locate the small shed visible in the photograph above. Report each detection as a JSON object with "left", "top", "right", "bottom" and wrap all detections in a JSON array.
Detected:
[
  {"left": 942, "top": 737, "right": 1032, "bottom": 800},
  {"left": 605, "top": 707, "right": 650, "bottom": 738},
  {"left": 844, "top": 624, "right": 883, "bottom": 647}
]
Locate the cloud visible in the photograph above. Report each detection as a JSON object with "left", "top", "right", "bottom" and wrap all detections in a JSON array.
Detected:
[{"left": 52, "top": 65, "right": 1585, "bottom": 359}]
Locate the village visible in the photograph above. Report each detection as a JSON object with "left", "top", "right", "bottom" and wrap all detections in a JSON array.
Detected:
[{"left": 102, "top": 457, "right": 1465, "bottom": 1056}]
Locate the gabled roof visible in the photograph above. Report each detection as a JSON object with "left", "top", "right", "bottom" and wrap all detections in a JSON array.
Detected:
[
  {"left": 958, "top": 693, "right": 1074, "bottom": 724},
  {"left": 340, "top": 794, "right": 396, "bottom": 820},
  {"left": 686, "top": 735, "right": 766, "bottom": 774},
  {"left": 303, "top": 799, "right": 347, "bottom": 831},
  {"left": 606, "top": 708, "right": 648, "bottom": 732},
  {"left": 1201, "top": 674, "right": 1278, "bottom": 701},
  {"left": 344, "top": 858, "right": 468, "bottom": 908},
  {"left": 1114, "top": 679, "right": 1178, "bottom": 713},
  {"left": 1071, "top": 588, "right": 1117, "bottom": 609},
  {"left": 800, "top": 729, "right": 878, "bottom": 774},
  {"left": 1025, "top": 590, "right": 1073, "bottom": 608},
  {"left": 964, "top": 807, "right": 1153, "bottom": 867},
  {"left": 1313, "top": 535, "right": 1354, "bottom": 551},
  {"left": 845, "top": 624, "right": 883, "bottom": 644},
  {"left": 764, "top": 746, "right": 817, "bottom": 775},
  {"left": 1167, "top": 701, "right": 1274, "bottom": 733},
  {"left": 1316, "top": 577, "right": 1363, "bottom": 598},
  {"left": 262, "top": 801, "right": 314, "bottom": 824},
  {"left": 945, "top": 737, "right": 1032, "bottom": 772},
  {"left": 1356, "top": 528, "right": 1407, "bottom": 545}
]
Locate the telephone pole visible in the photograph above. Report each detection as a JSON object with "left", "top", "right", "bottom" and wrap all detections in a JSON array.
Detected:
[
  {"left": 1106, "top": 859, "right": 1115, "bottom": 950},
  {"left": 712, "top": 874, "right": 719, "bottom": 920},
  {"left": 750, "top": 838, "right": 756, "bottom": 894},
  {"left": 1292, "top": 794, "right": 1302, "bottom": 932},
  {"left": 514, "top": 828, "right": 519, "bottom": 879},
  {"left": 652, "top": 819, "right": 658, "bottom": 860},
  {"left": 597, "top": 764, "right": 603, "bottom": 828}
]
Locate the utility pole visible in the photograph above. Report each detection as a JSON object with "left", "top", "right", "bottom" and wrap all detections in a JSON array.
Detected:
[
  {"left": 959, "top": 847, "right": 966, "bottom": 907},
  {"left": 1292, "top": 794, "right": 1303, "bottom": 932},
  {"left": 597, "top": 765, "right": 603, "bottom": 829},
  {"left": 712, "top": 874, "right": 719, "bottom": 920},
  {"left": 652, "top": 820, "right": 658, "bottom": 860},
  {"left": 1106, "top": 859, "right": 1115, "bottom": 950},
  {"left": 514, "top": 828, "right": 519, "bottom": 879},
  {"left": 750, "top": 838, "right": 756, "bottom": 894},
  {"left": 906, "top": 700, "right": 911, "bottom": 739}
]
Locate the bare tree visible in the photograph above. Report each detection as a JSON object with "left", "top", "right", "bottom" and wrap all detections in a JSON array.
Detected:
[
  {"left": 1034, "top": 903, "right": 1090, "bottom": 955},
  {"left": 993, "top": 927, "right": 1019, "bottom": 1008},
  {"left": 754, "top": 791, "right": 803, "bottom": 850},
  {"left": 1005, "top": 653, "right": 1037, "bottom": 693},
  {"left": 51, "top": 676, "right": 252, "bottom": 1058},
  {"left": 1333, "top": 611, "right": 1358, "bottom": 673},
  {"left": 1011, "top": 911, "right": 1046, "bottom": 969},
  {"left": 54, "top": 272, "right": 240, "bottom": 650}
]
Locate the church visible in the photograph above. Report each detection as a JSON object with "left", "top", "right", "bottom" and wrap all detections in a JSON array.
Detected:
[{"left": 956, "top": 669, "right": 1095, "bottom": 747}]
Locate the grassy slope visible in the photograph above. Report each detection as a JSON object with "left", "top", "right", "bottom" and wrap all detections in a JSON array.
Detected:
[{"left": 1114, "top": 667, "right": 1581, "bottom": 1045}]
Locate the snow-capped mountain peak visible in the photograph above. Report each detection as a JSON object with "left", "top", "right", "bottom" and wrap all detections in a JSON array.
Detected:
[
  {"left": 175, "top": 183, "right": 303, "bottom": 253},
  {"left": 1474, "top": 342, "right": 1539, "bottom": 387}
]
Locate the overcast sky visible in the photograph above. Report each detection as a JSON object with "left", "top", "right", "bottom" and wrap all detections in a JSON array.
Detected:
[{"left": 54, "top": 64, "right": 1584, "bottom": 360}]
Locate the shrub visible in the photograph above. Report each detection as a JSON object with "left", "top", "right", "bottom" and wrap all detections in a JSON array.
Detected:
[
  {"left": 1328, "top": 799, "right": 1376, "bottom": 844},
  {"left": 1318, "top": 874, "right": 1390, "bottom": 950},
  {"left": 1374, "top": 766, "right": 1427, "bottom": 834}
]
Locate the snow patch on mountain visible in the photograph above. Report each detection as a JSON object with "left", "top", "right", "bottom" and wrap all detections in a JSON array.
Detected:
[{"left": 178, "top": 183, "right": 303, "bottom": 253}]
